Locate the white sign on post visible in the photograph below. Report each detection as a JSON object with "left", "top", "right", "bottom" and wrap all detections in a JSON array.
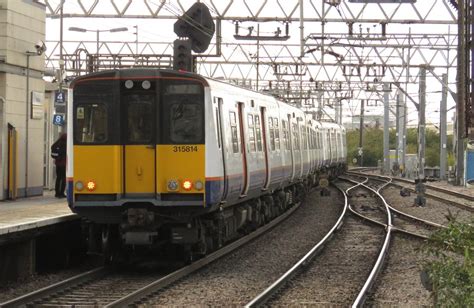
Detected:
[{"left": 31, "top": 91, "right": 44, "bottom": 120}]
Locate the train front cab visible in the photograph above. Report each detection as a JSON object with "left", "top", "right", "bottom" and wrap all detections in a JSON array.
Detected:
[{"left": 68, "top": 70, "right": 210, "bottom": 250}]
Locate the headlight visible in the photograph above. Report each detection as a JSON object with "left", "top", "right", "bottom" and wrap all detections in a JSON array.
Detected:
[
  {"left": 167, "top": 179, "right": 179, "bottom": 191},
  {"left": 182, "top": 179, "right": 193, "bottom": 191},
  {"left": 194, "top": 180, "right": 204, "bottom": 191},
  {"left": 86, "top": 180, "right": 97, "bottom": 191},
  {"left": 75, "top": 181, "right": 84, "bottom": 191}
]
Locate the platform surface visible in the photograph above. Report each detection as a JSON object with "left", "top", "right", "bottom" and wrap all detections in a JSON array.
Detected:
[{"left": 0, "top": 191, "right": 77, "bottom": 236}]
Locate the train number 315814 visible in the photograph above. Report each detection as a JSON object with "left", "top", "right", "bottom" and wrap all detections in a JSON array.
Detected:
[{"left": 172, "top": 145, "right": 199, "bottom": 153}]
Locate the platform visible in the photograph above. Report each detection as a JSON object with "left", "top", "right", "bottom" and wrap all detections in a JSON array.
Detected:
[
  {"left": 0, "top": 191, "right": 81, "bottom": 282},
  {"left": 0, "top": 190, "right": 78, "bottom": 238}
]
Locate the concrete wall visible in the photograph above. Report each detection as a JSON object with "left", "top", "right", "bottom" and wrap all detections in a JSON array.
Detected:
[{"left": 0, "top": 0, "right": 46, "bottom": 198}]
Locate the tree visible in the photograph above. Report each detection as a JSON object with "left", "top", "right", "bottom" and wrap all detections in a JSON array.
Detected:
[{"left": 346, "top": 127, "right": 454, "bottom": 168}]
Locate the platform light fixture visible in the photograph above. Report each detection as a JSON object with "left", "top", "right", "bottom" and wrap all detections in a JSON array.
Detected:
[{"left": 68, "top": 26, "right": 128, "bottom": 71}]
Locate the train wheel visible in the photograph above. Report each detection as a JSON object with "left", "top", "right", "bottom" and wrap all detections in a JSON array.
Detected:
[
  {"left": 252, "top": 199, "right": 264, "bottom": 227},
  {"left": 262, "top": 196, "right": 275, "bottom": 220},
  {"left": 195, "top": 220, "right": 211, "bottom": 257},
  {"left": 183, "top": 245, "right": 194, "bottom": 264},
  {"left": 277, "top": 190, "right": 287, "bottom": 210},
  {"left": 295, "top": 183, "right": 306, "bottom": 203},
  {"left": 101, "top": 225, "right": 119, "bottom": 264},
  {"left": 273, "top": 193, "right": 284, "bottom": 216}
]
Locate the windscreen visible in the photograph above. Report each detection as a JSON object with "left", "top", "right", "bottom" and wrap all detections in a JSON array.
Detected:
[
  {"left": 161, "top": 81, "right": 204, "bottom": 144},
  {"left": 73, "top": 80, "right": 114, "bottom": 144}
]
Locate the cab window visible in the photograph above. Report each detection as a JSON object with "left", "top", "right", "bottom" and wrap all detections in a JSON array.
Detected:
[
  {"left": 74, "top": 104, "right": 108, "bottom": 143},
  {"left": 125, "top": 94, "right": 153, "bottom": 143},
  {"left": 162, "top": 81, "right": 204, "bottom": 144},
  {"left": 169, "top": 102, "right": 202, "bottom": 143}
]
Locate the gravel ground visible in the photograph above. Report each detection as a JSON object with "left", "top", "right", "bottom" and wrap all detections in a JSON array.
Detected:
[
  {"left": 367, "top": 235, "right": 433, "bottom": 307},
  {"left": 392, "top": 216, "right": 435, "bottom": 238},
  {"left": 382, "top": 186, "right": 473, "bottom": 225},
  {"left": 426, "top": 181, "right": 474, "bottom": 197},
  {"left": 349, "top": 185, "right": 388, "bottom": 224},
  {"left": 269, "top": 215, "right": 386, "bottom": 306},
  {"left": 142, "top": 187, "right": 345, "bottom": 306}
]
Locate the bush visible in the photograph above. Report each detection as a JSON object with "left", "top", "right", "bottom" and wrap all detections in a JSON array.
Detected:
[
  {"left": 422, "top": 216, "right": 474, "bottom": 306},
  {"left": 346, "top": 127, "right": 454, "bottom": 168}
]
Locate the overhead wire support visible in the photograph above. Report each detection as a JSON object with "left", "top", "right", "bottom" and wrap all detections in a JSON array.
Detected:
[{"left": 233, "top": 21, "right": 290, "bottom": 41}]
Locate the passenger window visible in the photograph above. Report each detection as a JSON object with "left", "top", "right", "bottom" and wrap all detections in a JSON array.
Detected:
[
  {"left": 215, "top": 102, "right": 221, "bottom": 149},
  {"left": 292, "top": 123, "right": 299, "bottom": 150},
  {"left": 274, "top": 118, "right": 280, "bottom": 150},
  {"left": 75, "top": 104, "right": 108, "bottom": 143},
  {"left": 255, "top": 115, "right": 262, "bottom": 152},
  {"left": 269, "top": 118, "right": 275, "bottom": 151},
  {"left": 302, "top": 126, "right": 307, "bottom": 150},
  {"left": 230, "top": 111, "right": 239, "bottom": 153},
  {"left": 248, "top": 114, "right": 256, "bottom": 152}
]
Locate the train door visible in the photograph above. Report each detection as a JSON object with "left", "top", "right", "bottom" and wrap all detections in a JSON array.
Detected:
[
  {"left": 122, "top": 92, "right": 156, "bottom": 197},
  {"left": 217, "top": 97, "right": 228, "bottom": 200},
  {"left": 327, "top": 129, "right": 332, "bottom": 166},
  {"left": 260, "top": 107, "right": 270, "bottom": 190},
  {"left": 237, "top": 102, "right": 249, "bottom": 197},
  {"left": 288, "top": 115, "right": 295, "bottom": 182},
  {"left": 297, "top": 122, "right": 303, "bottom": 178}
]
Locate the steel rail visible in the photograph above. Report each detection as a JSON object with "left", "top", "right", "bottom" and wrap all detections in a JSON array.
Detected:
[
  {"left": 105, "top": 201, "right": 302, "bottom": 307},
  {"left": 2, "top": 202, "right": 303, "bottom": 307},
  {"left": 245, "top": 183, "right": 351, "bottom": 308},
  {"left": 348, "top": 204, "right": 430, "bottom": 240},
  {"left": 348, "top": 171, "right": 474, "bottom": 205},
  {"left": 350, "top": 178, "right": 393, "bottom": 308},
  {"left": 0, "top": 267, "right": 107, "bottom": 308},
  {"left": 342, "top": 175, "right": 446, "bottom": 229},
  {"left": 343, "top": 175, "right": 447, "bottom": 241},
  {"left": 393, "top": 177, "right": 474, "bottom": 202}
]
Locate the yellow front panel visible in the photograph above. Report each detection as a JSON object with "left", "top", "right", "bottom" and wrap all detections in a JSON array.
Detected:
[
  {"left": 156, "top": 145, "right": 205, "bottom": 193},
  {"left": 74, "top": 146, "right": 122, "bottom": 194},
  {"left": 125, "top": 145, "right": 155, "bottom": 194}
]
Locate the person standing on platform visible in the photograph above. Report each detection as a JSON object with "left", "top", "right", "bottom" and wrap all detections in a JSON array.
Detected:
[{"left": 51, "top": 133, "right": 67, "bottom": 198}]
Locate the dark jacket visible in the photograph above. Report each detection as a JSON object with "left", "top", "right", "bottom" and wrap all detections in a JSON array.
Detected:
[{"left": 51, "top": 134, "right": 67, "bottom": 167}]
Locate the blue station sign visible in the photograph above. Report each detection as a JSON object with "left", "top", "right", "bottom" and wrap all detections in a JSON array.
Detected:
[
  {"left": 55, "top": 91, "right": 66, "bottom": 105},
  {"left": 53, "top": 114, "right": 65, "bottom": 126}
]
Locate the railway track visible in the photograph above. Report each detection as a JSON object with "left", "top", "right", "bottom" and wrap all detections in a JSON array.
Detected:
[
  {"left": 135, "top": 185, "right": 345, "bottom": 306},
  {"left": 341, "top": 175, "right": 442, "bottom": 239},
  {"left": 1, "top": 201, "right": 302, "bottom": 307},
  {"left": 347, "top": 171, "right": 474, "bottom": 212},
  {"left": 246, "top": 179, "right": 393, "bottom": 307},
  {"left": 343, "top": 175, "right": 444, "bottom": 306}
]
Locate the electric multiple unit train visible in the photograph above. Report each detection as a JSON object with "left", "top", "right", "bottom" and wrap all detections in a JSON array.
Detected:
[{"left": 67, "top": 68, "right": 347, "bottom": 258}]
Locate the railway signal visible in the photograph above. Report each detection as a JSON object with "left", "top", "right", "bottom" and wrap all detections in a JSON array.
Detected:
[
  {"left": 174, "top": 2, "right": 215, "bottom": 53},
  {"left": 173, "top": 39, "right": 193, "bottom": 71}
]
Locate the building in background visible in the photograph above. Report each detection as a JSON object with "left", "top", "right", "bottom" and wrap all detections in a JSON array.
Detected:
[{"left": 0, "top": 0, "right": 46, "bottom": 199}]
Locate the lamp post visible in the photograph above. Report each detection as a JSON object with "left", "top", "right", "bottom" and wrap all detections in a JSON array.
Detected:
[
  {"left": 69, "top": 27, "right": 128, "bottom": 71},
  {"left": 25, "top": 42, "right": 46, "bottom": 197}
]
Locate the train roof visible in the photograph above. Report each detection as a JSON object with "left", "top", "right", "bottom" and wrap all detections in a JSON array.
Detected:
[{"left": 69, "top": 68, "right": 209, "bottom": 88}]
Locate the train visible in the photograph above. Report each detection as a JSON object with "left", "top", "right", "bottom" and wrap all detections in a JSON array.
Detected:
[{"left": 66, "top": 68, "right": 347, "bottom": 260}]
